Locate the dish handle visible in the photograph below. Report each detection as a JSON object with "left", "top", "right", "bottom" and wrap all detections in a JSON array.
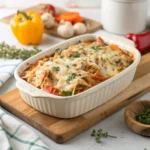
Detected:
[{"left": 16, "top": 81, "right": 52, "bottom": 98}]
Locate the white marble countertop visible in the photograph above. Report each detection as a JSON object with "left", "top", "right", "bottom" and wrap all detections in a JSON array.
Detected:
[{"left": 0, "top": 0, "right": 150, "bottom": 149}]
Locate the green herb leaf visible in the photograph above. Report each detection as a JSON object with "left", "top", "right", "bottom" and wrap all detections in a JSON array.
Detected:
[
  {"left": 66, "top": 73, "right": 77, "bottom": 82},
  {"left": 96, "top": 137, "right": 101, "bottom": 143},
  {"left": 91, "top": 128, "right": 117, "bottom": 143},
  {"left": 136, "top": 109, "right": 150, "bottom": 125},
  {"left": 91, "top": 45, "right": 100, "bottom": 52},
  {"left": 52, "top": 66, "right": 60, "bottom": 72},
  {"left": 66, "top": 65, "right": 70, "bottom": 68},
  {"left": 91, "top": 129, "right": 96, "bottom": 136},
  {"left": 61, "top": 91, "right": 72, "bottom": 96},
  {"left": 68, "top": 52, "right": 81, "bottom": 58},
  {"left": 55, "top": 48, "right": 60, "bottom": 52}
]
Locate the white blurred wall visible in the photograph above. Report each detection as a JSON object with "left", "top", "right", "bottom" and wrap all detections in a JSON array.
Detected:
[{"left": 0, "top": 0, "right": 150, "bottom": 8}]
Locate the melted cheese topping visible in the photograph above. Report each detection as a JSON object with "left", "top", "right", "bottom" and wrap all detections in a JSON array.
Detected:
[{"left": 21, "top": 37, "right": 134, "bottom": 96}]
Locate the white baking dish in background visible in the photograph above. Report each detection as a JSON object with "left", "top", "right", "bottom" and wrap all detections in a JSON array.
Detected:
[{"left": 14, "top": 34, "right": 141, "bottom": 118}]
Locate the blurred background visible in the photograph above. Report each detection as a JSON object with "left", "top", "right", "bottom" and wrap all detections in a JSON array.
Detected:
[
  {"left": 0, "top": 0, "right": 150, "bottom": 26},
  {"left": 0, "top": 0, "right": 102, "bottom": 8},
  {"left": 1, "top": 0, "right": 149, "bottom": 8}
]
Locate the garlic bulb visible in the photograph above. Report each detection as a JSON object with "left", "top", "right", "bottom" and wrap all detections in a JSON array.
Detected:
[
  {"left": 73, "top": 22, "right": 87, "bottom": 35},
  {"left": 41, "top": 13, "right": 55, "bottom": 28},
  {"left": 57, "top": 21, "right": 74, "bottom": 38}
]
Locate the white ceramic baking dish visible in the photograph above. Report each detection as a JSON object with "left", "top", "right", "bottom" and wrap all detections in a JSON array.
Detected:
[{"left": 14, "top": 34, "right": 141, "bottom": 118}]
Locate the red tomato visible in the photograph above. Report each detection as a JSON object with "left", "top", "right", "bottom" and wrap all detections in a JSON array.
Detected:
[
  {"left": 43, "top": 86, "right": 59, "bottom": 95},
  {"left": 40, "top": 4, "right": 56, "bottom": 16},
  {"left": 91, "top": 74, "right": 110, "bottom": 81},
  {"left": 40, "top": 9, "right": 47, "bottom": 15}
]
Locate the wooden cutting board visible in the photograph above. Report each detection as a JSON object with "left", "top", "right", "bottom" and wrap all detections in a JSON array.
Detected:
[
  {"left": 0, "top": 4, "right": 101, "bottom": 39},
  {"left": 0, "top": 53, "right": 150, "bottom": 143}
]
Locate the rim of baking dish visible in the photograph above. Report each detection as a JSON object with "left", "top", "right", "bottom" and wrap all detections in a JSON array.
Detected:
[{"left": 14, "top": 34, "right": 141, "bottom": 100}]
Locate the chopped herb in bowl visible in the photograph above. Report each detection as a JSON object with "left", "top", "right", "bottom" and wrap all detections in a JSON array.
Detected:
[{"left": 135, "top": 109, "right": 150, "bottom": 125}]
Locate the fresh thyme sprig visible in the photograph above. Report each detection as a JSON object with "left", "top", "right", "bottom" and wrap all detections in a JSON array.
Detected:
[
  {"left": 0, "top": 42, "right": 41, "bottom": 60},
  {"left": 91, "top": 129, "right": 117, "bottom": 143}
]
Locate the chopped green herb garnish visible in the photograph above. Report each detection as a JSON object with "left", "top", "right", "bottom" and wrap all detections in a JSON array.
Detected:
[
  {"left": 0, "top": 42, "right": 41, "bottom": 60},
  {"left": 136, "top": 109, "right": 150, "bottom": 125},
  {"left": 73, "top": 52, "right": 81, "bottom": 57},
  {"left": 68, "top": 52, "right": 81, "bottom": 58},
  {"left": 91, "top": 129, "right": 116, "bottom": 143},
  {"left": 52, "top": 66, "right": 60, "bottom": 72},
  {"left": 66, "top": 73, "right": 77, "bottom": 82},
  {"left": 55, "top": 48, "right": 60, "bottom": 52},
  {"left": 60, "top": 55, "right": 64, "bottom": 58},
  {"left": 66, "top": 65, "right": 70, "bottom": 68},
  {"left": 91, "top": 45, "right": 100, "bottom": 52},
  {"left": 68, "top": 53, "right": 72, "bottom": 57},
  {"left": 61, "top": 91, "right": 72, "bottom": 96}
]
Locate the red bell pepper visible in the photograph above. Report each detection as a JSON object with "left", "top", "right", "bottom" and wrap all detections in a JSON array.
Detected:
[
  {"left": 125, "top": 32, "right": 150, "bottom": 53},
  {"left": 91, "top": 74, "right": 110, "bottom": 81},
  {"left": 43, "top": 85, "right": 59, "bottom": 95}
]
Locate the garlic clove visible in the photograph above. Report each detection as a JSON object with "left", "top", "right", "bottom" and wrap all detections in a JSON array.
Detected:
[
  {"left": 57, "top": 22, "right": 74, "bottom": 38},
  {"left": 41, "top": 13, "right": 55, "bottom": 28},
  {"left": 73, "top": 22, "right": 87, "bottom": 35}
]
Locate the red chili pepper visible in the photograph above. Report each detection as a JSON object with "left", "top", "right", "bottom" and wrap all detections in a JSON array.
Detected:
[
  {"left": 125, "top": 32, "right": 150, "bottom": 53},
  {"left": 40, "top": 4, "right": 56, "bottom": 16}
]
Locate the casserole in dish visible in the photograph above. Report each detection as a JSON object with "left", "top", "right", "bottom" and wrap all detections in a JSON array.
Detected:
[{"left": 15, "top": 34, "right": 141, "bottom": 118}]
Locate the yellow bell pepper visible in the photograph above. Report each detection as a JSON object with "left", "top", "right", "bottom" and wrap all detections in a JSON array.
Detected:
[{"left": 10, "top": 10, "right": 44, "bottom": 45}]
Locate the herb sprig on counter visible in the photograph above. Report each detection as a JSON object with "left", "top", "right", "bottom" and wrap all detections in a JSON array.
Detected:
[
  {"left": 0, "top": 42, "right": 41, "bottom": 60},
  {"left": 91, "top": 129, "right": 117, "bottom": 143},
  {"left": 136, "top": 109, "right": 150, "bottom": 125}
]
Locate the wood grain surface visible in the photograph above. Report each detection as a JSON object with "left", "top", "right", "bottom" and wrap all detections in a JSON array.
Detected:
[
  {"left": 0, "top": 53, "right": 150, "bottom": 143},
  {"left": 124, "top": 100, "right": 150, "bottom": 136},
  {"left": 0, "top": 4, "right": 101, "bottom": 39}
]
